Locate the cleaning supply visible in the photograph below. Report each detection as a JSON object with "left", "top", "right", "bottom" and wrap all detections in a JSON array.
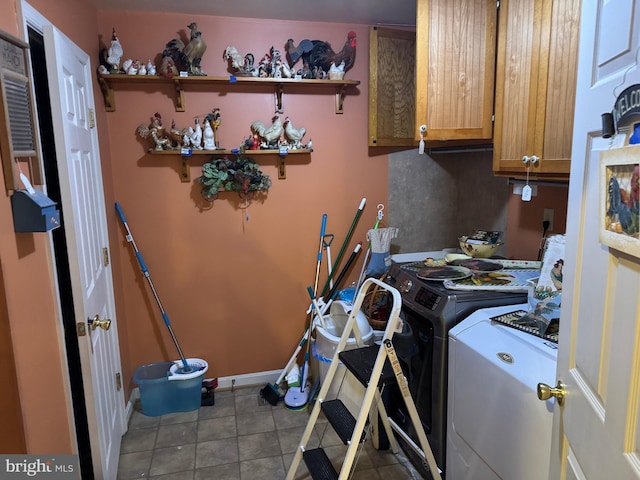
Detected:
[
  {"left": 115, "top": 202, "right": 191, "bottom": 373},
  {"left": 284, "top": 326, "right": 312, "bottom": 410}
]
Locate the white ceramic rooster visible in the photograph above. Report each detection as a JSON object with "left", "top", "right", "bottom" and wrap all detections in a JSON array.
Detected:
[
  {"left": 283, "top": 117, "right": 306, "bottom": 149},
  {"left": 251, "top": 114, "right": 283, "bottom": 147},
  {"left": 106, "top": 28, "right": 123, "bottom": 73}
]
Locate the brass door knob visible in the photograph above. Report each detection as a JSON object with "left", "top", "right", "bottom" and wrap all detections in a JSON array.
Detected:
[
  {"left": 88, "top": 315, "right": 111, "bottom": 331},
  {"left": 537, "top": 381, "right": 566, "bottom": 406}
]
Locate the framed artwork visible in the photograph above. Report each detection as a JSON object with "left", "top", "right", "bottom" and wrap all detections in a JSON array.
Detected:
[{"left": 600, "top": 144, "right": 640, "bottom": 257}]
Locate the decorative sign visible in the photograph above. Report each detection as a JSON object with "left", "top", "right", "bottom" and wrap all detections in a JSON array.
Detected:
[
  {"left": 613, "top": 83, "right": 640, "bottom": 130},
  {"left": 1, "top": 33, "right": 27, "bottom": 75},
  {"left": 0, "top": 29, "right": 42, "bottom": 192}
]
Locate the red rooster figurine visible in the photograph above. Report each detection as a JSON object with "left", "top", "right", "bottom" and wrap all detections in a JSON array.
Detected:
[{"left": 286, "top": 31, "right": 356, "bottom": 76}]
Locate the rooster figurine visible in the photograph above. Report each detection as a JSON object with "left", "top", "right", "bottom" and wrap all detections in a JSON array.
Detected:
[
  {"left": 251, "top": 114, "right": 283, "bottom": 148},
  {"left": 286, "top": 31, "right": 356, "bottom": 75},
  {"left": 164, "top": 22, "right": 207, "bottom": 76},
  {"left": 283, "top": 117, "right": 306, "bottom": 149}
]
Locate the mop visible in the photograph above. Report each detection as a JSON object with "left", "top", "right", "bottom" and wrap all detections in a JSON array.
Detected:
[
  {"left": 284, "top": 288, "right": 328, "bottom": 410},
  {"left": 115, "top": 202, "right": 192, "bottom": 373}
]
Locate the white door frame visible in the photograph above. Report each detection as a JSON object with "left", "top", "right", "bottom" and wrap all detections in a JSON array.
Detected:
[{"left": 20, "top": 3, "right": 126, "bottom": 479}]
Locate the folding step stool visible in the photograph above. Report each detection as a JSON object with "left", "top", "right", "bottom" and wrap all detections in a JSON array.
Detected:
[{"left": 285, "top": 277, "right": 442, "bottom": 480}]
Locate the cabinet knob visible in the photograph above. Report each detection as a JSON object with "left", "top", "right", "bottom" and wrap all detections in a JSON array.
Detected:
[
  {"left": 531, "top": 155, "right": 539, "bottom": 164},
  {"left": 522, "top": 155, "right": 530, "bottom": 164}
]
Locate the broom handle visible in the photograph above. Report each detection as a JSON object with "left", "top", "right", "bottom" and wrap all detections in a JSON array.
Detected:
[
  {"left": 313, "top": 214, "right": 328, "bottom": 296},
  {"left": 324, "top": 242, "right": 362, "bottom": 304},
  {"left": 320, "top": 198, "right": 366, "bottom": 297}
]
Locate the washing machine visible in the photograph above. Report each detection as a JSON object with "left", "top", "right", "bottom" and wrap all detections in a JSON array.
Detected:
[{"left": 447, "top": 304, "right": 558, "bottom": 480}]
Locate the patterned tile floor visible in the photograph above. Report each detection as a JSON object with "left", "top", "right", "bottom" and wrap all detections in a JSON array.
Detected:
[{"left": 117, "top": 385, "right": 426, "bottom": 479}]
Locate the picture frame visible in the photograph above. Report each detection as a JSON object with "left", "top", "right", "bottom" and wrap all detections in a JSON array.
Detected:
[{"left": 600, "top": 144, "right": 640, "bottom": 257}]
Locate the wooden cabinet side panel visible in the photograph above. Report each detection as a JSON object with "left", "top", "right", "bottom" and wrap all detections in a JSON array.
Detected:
[
  {"left": 541, "top": 0, "right": 580, "bottom": 167},
  {"left": 493, "top": 0, "right": 538, "bottom": 169},
  {"left": 416, "top": 0, "right": 496, "bottom": 141},
  {"left": 369, "top": 26, "right": 416, "bottom": 146}
]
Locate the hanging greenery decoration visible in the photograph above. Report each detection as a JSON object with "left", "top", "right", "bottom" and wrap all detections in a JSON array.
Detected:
[{"left": 197, "top": 155, "right": 271, "bottom": 202}]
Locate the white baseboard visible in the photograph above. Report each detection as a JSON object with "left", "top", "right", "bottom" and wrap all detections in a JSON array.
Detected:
[{"left": 210, "top": 369, "right": 281, "bottom": 390}]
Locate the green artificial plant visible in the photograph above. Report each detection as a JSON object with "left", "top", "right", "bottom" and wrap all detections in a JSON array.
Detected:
[{"left": 197, "top": 155, "right": 271, "bottom": 201}]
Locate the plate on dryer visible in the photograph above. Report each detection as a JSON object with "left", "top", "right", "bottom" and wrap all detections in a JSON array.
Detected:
[
  {"left": 416, "top": 265, "right": 471, "bottom": 281},
  {"left": 450, "top": 258, "right": 504, "bottom": 272}
]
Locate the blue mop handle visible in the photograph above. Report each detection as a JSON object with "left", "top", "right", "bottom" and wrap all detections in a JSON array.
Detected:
[
  {"left": 115, "top": 202, "right": 150, "bottom": 276},
  {"left": 115, "top": 201, "right": 127, "bottom": 223},
  {"left": 115, "top": 202, "right": 190, "bottom": 372},
  {"left": 318, "top": 214, "right": 327, "bottom": 262}
]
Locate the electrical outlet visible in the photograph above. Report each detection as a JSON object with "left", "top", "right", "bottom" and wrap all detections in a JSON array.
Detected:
[{"left": 543, "top": 208, "right": 554, "bottom": 232}]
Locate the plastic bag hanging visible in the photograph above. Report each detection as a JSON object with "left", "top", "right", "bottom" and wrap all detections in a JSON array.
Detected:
[{"left": 365, "top": 227, "right": 398, "bottom": 277}]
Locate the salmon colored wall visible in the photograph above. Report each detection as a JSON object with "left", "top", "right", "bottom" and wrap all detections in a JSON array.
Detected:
[
  {"left": 505, "top": 185, "right": 569, "bottom": 259},
  {"left": 0, "top": 0, "right": 107, "bottom": 456},
  {"left": 95, "top": 13, "right": 386, "bottom": 392}
]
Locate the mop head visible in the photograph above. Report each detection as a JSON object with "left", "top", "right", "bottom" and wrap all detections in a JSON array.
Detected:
[
  {"left": 284, "top": 380, "right": 311, "bottom": 410},
  {"left": 168, "top": 359, "right": 208, "bottom": 379}
]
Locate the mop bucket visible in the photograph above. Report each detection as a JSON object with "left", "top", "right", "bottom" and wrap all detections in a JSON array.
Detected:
[
  {"left": 134, "top": 358, "right": 208, "bottom": 416},
  {"left": 312, "top": 302, "right": 375, "bottom": 406}
]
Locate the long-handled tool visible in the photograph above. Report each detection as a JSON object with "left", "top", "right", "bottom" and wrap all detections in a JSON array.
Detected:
[
  {"left": 260, "top": 329, "right": 309, "bottom": 406},
  {"left": 115, "top": 202, "right": 191, "bottom": 373},
  {"left": 322, "top": 242, "right": 363, "bottom": 309},
  {"left": 319, "top": 198, "right": 366, "bottom": 298},
  {"left": 313, "top": 214, "right": 328, "bottom": 296},
  {"left": 323, "top": 233, "right": 335, "bottom": 290}
]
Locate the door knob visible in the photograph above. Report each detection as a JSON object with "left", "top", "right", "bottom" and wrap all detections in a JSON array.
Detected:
[
  {"left": 537, "top": 381, "right": 565, "bottom": 406},
  {"left": 88, "top": 315, "right": 111, "bottom": 331}
]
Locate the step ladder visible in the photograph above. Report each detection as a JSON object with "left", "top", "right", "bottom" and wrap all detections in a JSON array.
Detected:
[{"left": 285, "top": 277, "right": 442, "bottom": 480}]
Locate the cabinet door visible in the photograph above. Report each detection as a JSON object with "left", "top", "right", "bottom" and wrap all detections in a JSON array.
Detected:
[
  {"left": 493, "top": 0, "right": 580, "bottom": 177},
  {"left": 369, "top": 26, "right": 416, "bottom": 147},
  {"left": 415, "top": 0, "right": 496, "bottom": 142}
]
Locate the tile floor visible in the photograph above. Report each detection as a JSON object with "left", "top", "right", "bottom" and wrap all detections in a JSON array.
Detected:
[{"left": 117, "top": 385, "right": 426, "bottom": 479}]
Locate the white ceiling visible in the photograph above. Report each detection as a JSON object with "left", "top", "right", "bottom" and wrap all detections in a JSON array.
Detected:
[{"left": 90, "top": 0, "right": 417, "bottom": 27}]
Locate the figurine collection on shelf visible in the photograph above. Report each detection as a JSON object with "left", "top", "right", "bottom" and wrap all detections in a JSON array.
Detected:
[
  {"left": 136, "top": 109, "right": 311, "bottom": 153},
  {"left": 136, "top": 110, "right": 223, "bottom": 152},
  {"left": 99, "top": 23, "right": 356, "bottom": 81}
]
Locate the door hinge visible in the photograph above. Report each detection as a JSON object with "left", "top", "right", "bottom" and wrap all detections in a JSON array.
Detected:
[
  {"left": 115, "top": 372, "right": 122, "bottom": 391},
  {"left": 77, "top": 322, "right": 86, "bottom": 337},
  {"left": 103, "top": 247, "right": 109, "bottom": 266},
  {"left": 89, "top": 108, "right": 95, "bottom": 128}
]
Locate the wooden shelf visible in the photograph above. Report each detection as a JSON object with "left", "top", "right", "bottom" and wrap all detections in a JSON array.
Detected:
[
  {"left": 149, "top": 148, "right": 311, "bottom": 182},
  {"left": 98, "top": 74, "right": 360, "bottom": 114}
]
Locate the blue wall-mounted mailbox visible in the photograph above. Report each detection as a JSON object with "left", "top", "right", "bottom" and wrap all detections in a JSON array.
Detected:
[{"left": 11, "top": 189, "right": 61, "bottom": 232}]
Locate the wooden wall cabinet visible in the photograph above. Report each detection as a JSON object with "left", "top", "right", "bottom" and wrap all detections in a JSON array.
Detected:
[
  {"left": 369, "top": 26, "right": 416, "bottom": 147},
  {"left": 492, "top": 0, "right": 580, "bottom": 179},
  {"left": 415, "top": 0, "right": 497, "bottom": 143}
]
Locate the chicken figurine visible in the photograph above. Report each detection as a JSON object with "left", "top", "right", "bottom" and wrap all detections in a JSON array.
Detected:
[
  {"left": 328, "top": 61, "right": 346, "bottom": 80},
  {"left": 286, "top": 31, "right": 356, "bottom": 75},
  {"left": 283, "top": 117, "right": 306, "bottom": 149},
  {"left": 100, "top": 28, "right": 123, "bottom": 73},
  {"left": 163, "top": 22, "right": 207, "bottom": 76},
  {"left": 251, "top": 114, "right": 283, "bottom": 148}
]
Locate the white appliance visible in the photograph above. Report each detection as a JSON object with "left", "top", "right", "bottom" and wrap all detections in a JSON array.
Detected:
[{"left": 447, "top": 304, "right": 558, "bottom": 480}]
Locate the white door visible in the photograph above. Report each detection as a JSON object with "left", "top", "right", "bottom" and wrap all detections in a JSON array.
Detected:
[
  {"left": 37, "top": 20, "right": 126, "bottom": 480},
  {"left": 550, "top": 1, "right": 640, "bottom": 478}
]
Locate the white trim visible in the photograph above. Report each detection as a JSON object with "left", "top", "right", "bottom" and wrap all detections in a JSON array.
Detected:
[
  {"left": 214, "top": 370, "right": 282, "bottom": 390},
  {"left": 20, "top": 0, "right": 79, "bottom": 455}
]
